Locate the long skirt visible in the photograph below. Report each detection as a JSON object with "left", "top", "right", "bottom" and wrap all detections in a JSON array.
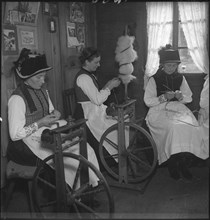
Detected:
[{"left": 145, "top": 101, "right": 208, "bottom": 165}]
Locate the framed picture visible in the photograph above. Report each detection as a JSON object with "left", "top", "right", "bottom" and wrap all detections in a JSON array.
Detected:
[
  {"left": 2, "top": 24, "right": 19, "bottom": 55},
  {"left": 42, "top": 2, "right": 50, "bottom": 15},
  {"left": 4, "top": 2, "right": 40, "bottom": 25},
  {"left": 70, "top": 2, "right": 85, "bottom": 23},
  {"left": 76, "top": 23, "right": 85, "bottom": 45},
  {"left": 66, "top": 22, "right": 79, "bottom": 48},
  {"left": 17, "top": 25, "right": 38, "bottom": 51},
  {"left": 48, "top": 17, "right": 56, "bottom": 33}
]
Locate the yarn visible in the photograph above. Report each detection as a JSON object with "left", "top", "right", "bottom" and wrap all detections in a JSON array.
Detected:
[{"left": 115, "top": 35, "right": 138, "bottom": 84}]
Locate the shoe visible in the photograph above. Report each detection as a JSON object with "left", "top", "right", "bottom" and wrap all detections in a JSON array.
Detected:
[
  {"left": 178, "top": 153, "right": 193, "bottom": 181},
  {"left": 168, "top": 156, "right": 181, "bottom": 180},
  {"left": 168, "top": 168, "right": 181, "bottom": 180},
  {"left": 180, "top": 166, "right": 193, "bottom": 180}
]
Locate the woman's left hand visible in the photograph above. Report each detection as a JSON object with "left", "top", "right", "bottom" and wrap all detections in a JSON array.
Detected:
[
  {"left": 175, "top": 90, "right": 183, "bottom": 101},
  {"left": 50, "top": 109, "right": 61, "bottom": 120}
]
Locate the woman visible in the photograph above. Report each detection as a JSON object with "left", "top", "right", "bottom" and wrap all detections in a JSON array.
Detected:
[
  {"left": 74, "top": 47, "right": 121, "bottom": 170},
  {"left": 7, "top": 48, "right": 99, "bottom": 189},
  {"left": 144, "top": 44, "right": 207, "bottom": 180}
]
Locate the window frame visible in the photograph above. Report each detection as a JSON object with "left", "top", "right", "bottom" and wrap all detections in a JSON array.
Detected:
[{"left": 172, "top": 2, "right": 203, "bottom": 74}]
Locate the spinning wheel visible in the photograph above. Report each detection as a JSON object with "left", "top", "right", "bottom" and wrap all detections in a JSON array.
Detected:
[
  {"left": 99, "top": 99, "right": 158, "bottom": 190},
  {"left": 31, "top": 119, "right": 114, "bottom": 219},
  {"left": 99, "top": 122, "right": 157, "bottom": 184}
]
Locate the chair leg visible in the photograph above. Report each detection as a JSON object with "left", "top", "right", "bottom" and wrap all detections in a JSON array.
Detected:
[
  {"left": 27, "top": 180, "right": 35, "bottom": 215},
  {"left": 4, "top": 180, "right": 16, "bottom": 212}
]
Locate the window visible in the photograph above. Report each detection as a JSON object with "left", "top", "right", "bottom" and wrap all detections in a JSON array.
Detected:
[{"left": 169, "top": 2, "right": 202, "bottom": 74}]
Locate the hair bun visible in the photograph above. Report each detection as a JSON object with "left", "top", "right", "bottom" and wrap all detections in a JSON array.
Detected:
[
  {"left": 14, "top": 48, "right": 31, "bottom": 68},
  {"left": 165, "top": 44, "right": 172, "bottom": 50}
]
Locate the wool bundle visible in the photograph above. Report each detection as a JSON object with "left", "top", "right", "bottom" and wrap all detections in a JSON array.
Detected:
[{"left": 115, "top": 35, "right": 138, "bottom": 84}]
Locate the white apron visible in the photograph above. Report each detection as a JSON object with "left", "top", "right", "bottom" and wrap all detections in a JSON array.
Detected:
[
  {"left": 145, "top": 101, "right": 208, "bottom": 165},
  {"left": 81, "top": 102, "right": 129, "bottom": 159},
  {"left": 23, "top": 119, "right": 99, "bottom": 188}
]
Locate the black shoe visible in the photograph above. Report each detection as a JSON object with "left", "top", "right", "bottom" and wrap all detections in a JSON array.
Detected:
[
  {"left": 180, "top": 166, "right": 193, "bottom": 180},
  {"left": 168, "top": 156, "right": 181, "bottom": 180},
  {"left": 178, "top": 153, "right": 193, "bottom": 180},
  {"left": 168, "top": 168, "right": 181, "bottom": 180}
]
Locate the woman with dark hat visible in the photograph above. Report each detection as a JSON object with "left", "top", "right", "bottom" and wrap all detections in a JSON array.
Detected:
[
  {"left": 7, "top": 48, "right": 99, "bottom": 189},
  {"left": 144, "top": 44, "right": 208, "bottom": 181}
]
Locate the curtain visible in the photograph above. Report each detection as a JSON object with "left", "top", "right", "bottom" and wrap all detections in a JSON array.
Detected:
[
  {"left": 144, "top": 2, "right": 173, "bottom": 89},
  {"left": 178, "top": 2, "right": 209, "bottom": 75}
]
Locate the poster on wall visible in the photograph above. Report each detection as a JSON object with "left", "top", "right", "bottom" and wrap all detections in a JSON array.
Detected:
[
  {"left": 69, "top": 2, "right": 85, "bottom": 23},
  {"left": 17, "top": 25, "right": 38, "bottom": 51},
  {"left": 66, "top": 22, "right": 80, "bottom": 48},
  {"left": 4, "top": 2, "right": 40, "bottom": 25},
  {"left": 2, "top": 24, "right": 19, "bottom": 55},
  {"left": 76, "top": 23, "right": 85, "bottom": 52}
]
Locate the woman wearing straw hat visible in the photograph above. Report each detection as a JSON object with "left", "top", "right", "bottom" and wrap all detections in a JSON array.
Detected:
[{"left": 144, "top": 44, "right": 207, "bottom": 181}]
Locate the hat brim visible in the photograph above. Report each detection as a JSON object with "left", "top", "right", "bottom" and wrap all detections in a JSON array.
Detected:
[{"left": 16, "top": 66, "right": 52, "bottom": 79}]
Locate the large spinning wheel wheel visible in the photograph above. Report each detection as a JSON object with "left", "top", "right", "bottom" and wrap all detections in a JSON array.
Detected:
[
  {"left": 99, "top": 100, "right": 158, "bottom": 185},
  {"left": 32, "top": 153, "right": 114, "bottom": 219},
  {"left": 31, "top": 119, "right": 115, "bottom": 219}
]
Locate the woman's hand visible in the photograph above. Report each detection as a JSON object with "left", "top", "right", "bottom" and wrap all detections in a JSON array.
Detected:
[
  {"left": 37, "top": 114, "right": 60, "bottom": 128},
  {"left": 104, "top": 78, "right": 121, "bottom": 90},
  {"left": 50, "top": 109, "right": 61, "bottom": 120},
  {"left": 174, "top": 90, "right": 183, "bottom": 101},
  {"left": 164, "top": 91, "right": 175, "bottom": 101}
]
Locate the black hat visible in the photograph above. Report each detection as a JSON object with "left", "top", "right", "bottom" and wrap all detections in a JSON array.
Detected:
[
  {"left": 158, "top": 44, "right": 181, "bottom": 64},
  {"left": 14, "top": 48, "right": 52, "bottom": 79}
]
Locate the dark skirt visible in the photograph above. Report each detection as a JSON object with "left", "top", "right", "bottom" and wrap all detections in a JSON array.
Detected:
[{"left": 7, "top": 138, "right": 39, "bottom": 166}]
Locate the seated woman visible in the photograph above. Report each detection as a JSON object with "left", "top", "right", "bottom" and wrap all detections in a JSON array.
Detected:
[
  {"left": 7, "top": 48, "right": 99, "bottom": 189},
  {"left": 73, "top": 47, "right": 121, "bottom": 171},
  {"left": 143, "top": 44, "right": 208, "bottom": 181}
]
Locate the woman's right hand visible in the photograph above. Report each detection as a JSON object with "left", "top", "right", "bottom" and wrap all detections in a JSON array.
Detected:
[
  {"left": 105, "top": 78, "right": 121, "bottom": 90},
  {"left": 164, "top": 91, "right": 175, "bottom": 101},
  {"left": 37, "top": 114, "right": 59, "bottom": 128}
]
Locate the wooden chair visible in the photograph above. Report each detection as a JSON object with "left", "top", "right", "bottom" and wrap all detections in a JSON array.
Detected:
[
  {"left": 62, "top": 88, "right": 76, "bottom": 119},
  {"left": 4, "top": 160, "right": 37, "bottom": 214}
]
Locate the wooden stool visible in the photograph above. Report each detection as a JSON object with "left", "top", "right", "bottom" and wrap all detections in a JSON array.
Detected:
[{"left": 4, "top": 161, "right": 36, "bottom": 213}]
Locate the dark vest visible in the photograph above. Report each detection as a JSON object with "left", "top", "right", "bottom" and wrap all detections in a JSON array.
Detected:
[
  {"left": 74, "top": 68, "right": 99, "bottom": 102},
  {"left": 153, "top": 69, "right": 183, "bottom": 97},
  {"left": 12, "top": 83, "right": 49, "bottom": 126},
  {"left": 73, "top": 68, "right": 99, "bottom": 120}
]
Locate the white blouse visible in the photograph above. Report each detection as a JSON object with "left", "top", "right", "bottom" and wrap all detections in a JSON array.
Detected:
[
  {"left": 8, "top": 90, "right": 54, "bottom": 141},
  {"left": 144, "top": 76, "right": 192, "bottom": 107},
  {"left": 76, "top": 73, "right": 111, "bottom": 105}
]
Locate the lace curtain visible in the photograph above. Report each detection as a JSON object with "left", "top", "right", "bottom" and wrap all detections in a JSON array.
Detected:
[
  {"left": 144, "top": 2, "right": 209, "bottom": 89},
  {"left": 178, "top": 2, "right": 209, "bottom": 76},
  {"left": 144, "top": 2, "right": 173, "bottom": 89}
]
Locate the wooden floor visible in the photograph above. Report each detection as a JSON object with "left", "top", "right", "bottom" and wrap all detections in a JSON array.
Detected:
[{"left": 1, "top": 160, "right": 209, "bottom": 220}]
